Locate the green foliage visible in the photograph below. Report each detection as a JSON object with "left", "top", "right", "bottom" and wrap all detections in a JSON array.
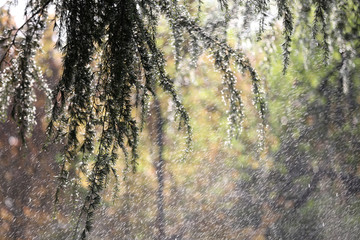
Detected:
[
  {"left": 0, "top": 1, "right": 51, "bottom": 141},
  {"left": 1, "top": 0, "right": 360, "bottom": 239}
]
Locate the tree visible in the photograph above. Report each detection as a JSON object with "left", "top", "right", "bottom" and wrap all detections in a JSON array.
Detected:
[
  {"left": 0, "top": 0, "right": 359, "bottom": 239},
  {"left": 243, "top": 3, "right": 360, "bottom": 237}
]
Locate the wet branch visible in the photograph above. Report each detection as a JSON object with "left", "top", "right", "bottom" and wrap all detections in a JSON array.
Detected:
[{"left": 0, "top": 0, "right": 52, "bottom": 66}]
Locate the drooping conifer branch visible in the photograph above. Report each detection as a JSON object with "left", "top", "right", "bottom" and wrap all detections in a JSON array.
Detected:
[
  {"left": 0, "top": 0, "right": 51, "bottom": 142},
  {"left": 176, "top": 15, "right": 267, "bottom": 128},
  {"left": 313, "top": 0, "right": 330, "bottom": 64}
]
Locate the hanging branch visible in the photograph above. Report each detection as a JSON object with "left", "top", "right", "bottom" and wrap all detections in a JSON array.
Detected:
[
  {"left": 0, "top": 0, "right": 52, "bottom": 142},
  {"left": 178, "top": 16, "right": 267, "bottom": 126},
  {"left": 276, "top": 0, "right": 293, "bottom": 74},
  {"left": 0, "top": 0, "right": 52, "bottom": 67}
]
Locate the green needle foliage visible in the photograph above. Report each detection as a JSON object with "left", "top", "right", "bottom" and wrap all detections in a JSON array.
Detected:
[{"left": 0, "top": 0, "right": 359, "bottom": 238}]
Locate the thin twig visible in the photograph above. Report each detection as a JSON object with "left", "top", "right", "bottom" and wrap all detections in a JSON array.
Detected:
[{"left": 0, "top": 0, "right": 52, "bottom": 66}]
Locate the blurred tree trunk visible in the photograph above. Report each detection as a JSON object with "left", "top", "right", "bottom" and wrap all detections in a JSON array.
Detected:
[{"left": 152, "top": 97, "right": 166, "bottom": 240}]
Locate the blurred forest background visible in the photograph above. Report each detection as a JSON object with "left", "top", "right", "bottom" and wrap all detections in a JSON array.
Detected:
[{"left": 1, "top": 0, "right": 360, "bottom": 239}]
